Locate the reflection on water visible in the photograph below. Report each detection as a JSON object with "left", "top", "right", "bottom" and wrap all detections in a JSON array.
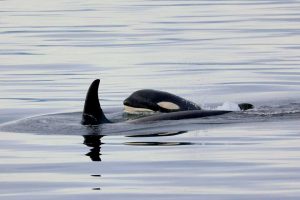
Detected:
[
  {"left": 1, "top": 121, "right": 300, "bottom": 199},
  {"left": 124, "top": 141, "right": 194, "bottom": 146},
  {"left": 83, "top": 131, "right": 188, "bottom": 162},
  {"left": 83, "top": 135, "right": 103, "bottom": 162},
  {"left": 127, "top": 130, "right": 187, "bottom": 137}
]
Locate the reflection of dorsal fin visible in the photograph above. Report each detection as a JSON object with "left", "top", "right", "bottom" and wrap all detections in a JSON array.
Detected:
[{"left": 81, "top": 79, "right": 110, "bottom": 125}]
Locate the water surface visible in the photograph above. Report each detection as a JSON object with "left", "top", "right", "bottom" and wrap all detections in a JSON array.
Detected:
[{"left": 1, "top": 0, "right": 300, "bottom": 199}]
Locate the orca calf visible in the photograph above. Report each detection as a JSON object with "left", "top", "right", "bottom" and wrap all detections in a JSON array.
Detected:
[
  {"left": 123, "top": 89, "right": 201, "bottom": 113},
  {"left": 81, "top": 79, "right": 231, "bottom": 125},
  {"left": 124, "top": 89, "right": 253, "bottom": 113}
]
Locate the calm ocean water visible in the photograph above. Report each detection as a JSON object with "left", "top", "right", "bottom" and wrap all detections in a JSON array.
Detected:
[{"left": 1, "top": 0, "right": 300, "bottom": 199}]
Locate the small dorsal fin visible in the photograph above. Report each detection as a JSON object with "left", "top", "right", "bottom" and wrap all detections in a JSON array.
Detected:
[{"left": 81, "top": 79, "right": 110, "bottom": 125}]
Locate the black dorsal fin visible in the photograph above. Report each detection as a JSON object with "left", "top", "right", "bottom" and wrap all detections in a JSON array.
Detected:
[{"left": 81, "top": 79, "right": 110, "bottom": 125}]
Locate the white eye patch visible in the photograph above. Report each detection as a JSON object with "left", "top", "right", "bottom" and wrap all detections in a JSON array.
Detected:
[{"left": 157, "top": 102, "right": 180, "bottom": 110}]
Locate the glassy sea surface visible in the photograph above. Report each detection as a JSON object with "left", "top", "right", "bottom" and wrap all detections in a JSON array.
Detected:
[{"left": 1, "top": 0, "right": 300, "bottom": 199}]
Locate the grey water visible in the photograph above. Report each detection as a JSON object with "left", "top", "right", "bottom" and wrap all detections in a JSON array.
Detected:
[{"left": 1, "top": 0, "right": 300, "bottom": 199}]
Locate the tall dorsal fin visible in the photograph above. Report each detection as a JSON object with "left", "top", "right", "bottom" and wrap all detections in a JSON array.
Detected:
[{"left": 81, "top": 79, "right": 110, "bottom": 125}]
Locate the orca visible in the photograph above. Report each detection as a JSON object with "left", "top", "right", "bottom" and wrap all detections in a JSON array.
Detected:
[
  {"left": 124, "top": 89, "right": 253, "bottom": 113},
  {"left": 123, "top": 89, "right": 201, "bottom": 113},
  {"left": 81, "top": 79, "right": 231, "bottom": 125}
]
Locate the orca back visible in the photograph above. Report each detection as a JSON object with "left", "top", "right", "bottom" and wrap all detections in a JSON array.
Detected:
[{"left": 131, "top": 110, "right": 232, "bottom": 123}]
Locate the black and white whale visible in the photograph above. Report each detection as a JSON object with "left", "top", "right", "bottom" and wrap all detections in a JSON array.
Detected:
[
  {"left": 81, "top": 79, "right": 231, "bottom": 125},
  {"left": 123, "top": 89, "right": 253, "bottom": 114},
  {"left": 123, "top": 89, "right": 201, "bottom": 113}
]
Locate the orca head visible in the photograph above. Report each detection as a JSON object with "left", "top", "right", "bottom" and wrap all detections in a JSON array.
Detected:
[
  {"left": 123, "top": 90, "right": 159, "bottom": 113},
  {"left": 123, "top": 89, "right": 181, "bottom": 113},
  {"left": 81, "top": 79, "right": 110, "bottom": 125}
]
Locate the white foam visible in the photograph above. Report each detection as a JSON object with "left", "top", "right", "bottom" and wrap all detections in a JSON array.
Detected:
[{"left": 216, "top": 102, "right": 241, "bottom": 111}]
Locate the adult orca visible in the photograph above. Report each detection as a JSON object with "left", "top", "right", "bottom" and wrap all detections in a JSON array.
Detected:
[
  {"left": 124, "top": 89, "right": 253, "bottom": 113},
  {"left": 81, "top": 79, "right": 231, "bottom": 125}
]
